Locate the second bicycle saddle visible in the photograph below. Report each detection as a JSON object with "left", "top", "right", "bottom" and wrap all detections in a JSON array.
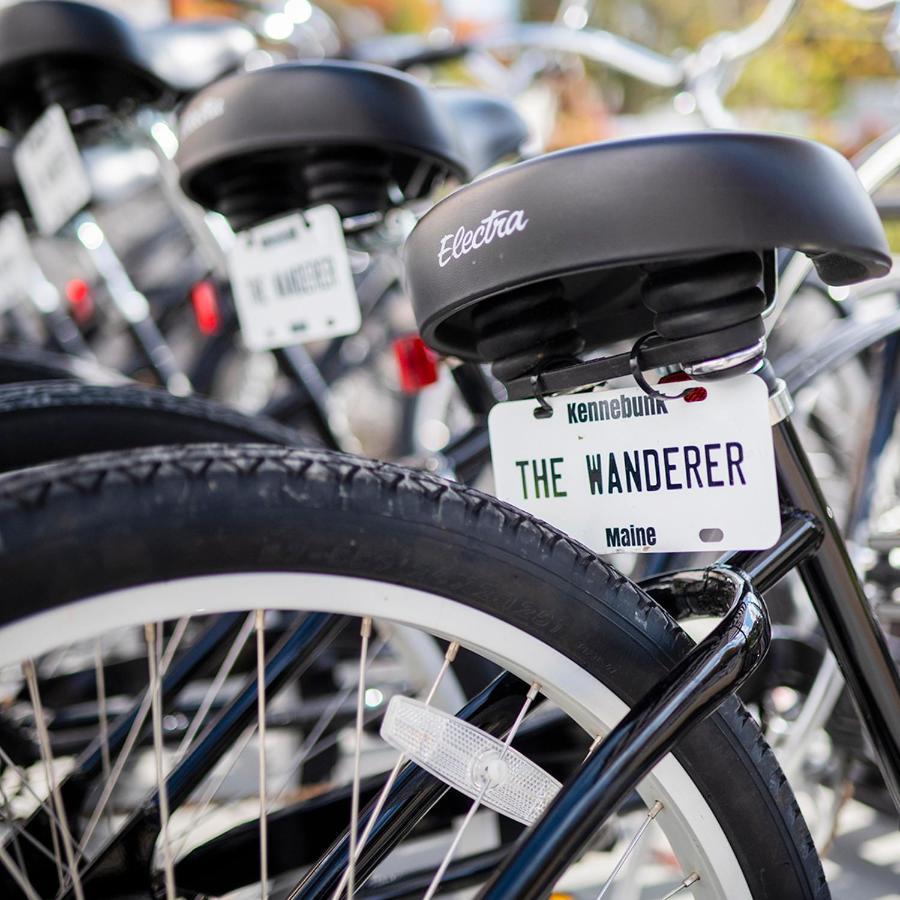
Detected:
[
  {"left": 175, "top": 61, "right": 528, "bottom": 230},
  {"left": 141, "top": 19, "right": 256, "bottom": 99},
  {"left": 404, "top": 131, "right": 891, "bottom": 383},
  {"left": 0, "top": 0, "right": 255, "bottom": 132}
]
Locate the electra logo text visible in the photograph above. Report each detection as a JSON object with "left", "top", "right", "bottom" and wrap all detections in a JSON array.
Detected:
[{"left": 437, "top": 209, "right": 528, "bottom": 267}]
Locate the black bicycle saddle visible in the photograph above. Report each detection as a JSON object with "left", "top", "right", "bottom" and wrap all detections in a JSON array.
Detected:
[
  {"left": 175, "top": 60, "right": 527, "bottom": 230},
  {"left": 0, "top": 0, "right": 166, "bottom": 133},
  {"left": 434, "top": 88, "right": 528, "bottom": 183},
  {"left": 0, "top": 0, "right": 258, "bottom": 136},
  {"left": 141, "top": 18, "right": 256, "bottom": 98},
  {"left": 405, "top": 131, "right": 890, "bottom": 375}
]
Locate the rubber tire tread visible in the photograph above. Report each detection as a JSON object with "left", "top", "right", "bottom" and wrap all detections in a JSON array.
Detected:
[
  {"left": 0, "top": 381, "right": 309, "bottom": 471},
  {"left": 0, "top": 443, "right": 827, "bottom": 900}
]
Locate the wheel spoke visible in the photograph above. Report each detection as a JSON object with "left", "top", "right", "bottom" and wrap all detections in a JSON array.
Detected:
[
  {"left": 93, "top": 638, "right": 113, "bottom": 835},
  {"left": 595, "top": 801, "right": 663, "bottom": 899},
  {"left": 330, "top": 640, "right": 460, "bottom": 900},
  {"left": 0, "top": 745, "right": 87, "bottom": 871},
  {"left": 170, "top": 725, "right": 257, "bottom": 859},
  {"left": 272, "top": 637, "right": 387, "bottom": 808},
  {"left": 77, "top": 618, "right": 189, "bottom": 860},
  {"left": 660, "top": 872, "right": 699, "bottom": 898},
  {"left": 147, "top": 624, "right": 176, "bottom": 900},
  {"left": 158, "top": 614, "right": 344, "bottom": 864},
  {"left": 0, "top": 792, "right": 78, "bottom": 874},
  {"left": 172, "top": 619, "right": 370, "bottom": 857},
  {"left": 346, "top": 617, "right": 373, "bottom": 898},
  {"left": 176, "top": 612, "right": 256, "bottom": 759},
  {"left": 0, "top": 841, "right": 41, "bottom": 900},
  {"left": 23, "top": 659, "right": 84, "bottom": 900},
  {"left": 41, "top": 644, "right": 75, "bottom": 679}
]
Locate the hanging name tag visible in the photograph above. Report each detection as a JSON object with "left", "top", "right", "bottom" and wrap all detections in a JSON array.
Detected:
[
  {"left": 488, "top": 375, "right": 780, "bottom": 554},
  {"left": 0, "top": 212, "right": 35, "bottom": 311},
  {"left": 13, "top": 105, "right": 92, "bottom": 236},
  {"left": 227, "top": 206, "right": 361, "bottom": 351}
]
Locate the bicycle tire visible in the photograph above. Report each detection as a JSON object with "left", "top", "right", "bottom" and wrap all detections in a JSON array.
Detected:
[
  {"left": 0, "top": 380, "right": 308, "bottom": 471},
  {"left": 0, "top": 444, "right": 826, "bottom": 899}
]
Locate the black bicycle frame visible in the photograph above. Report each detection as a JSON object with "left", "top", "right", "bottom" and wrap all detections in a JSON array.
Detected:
[{"left": 772, "top": 416, "right": 900, "bottom": 804}]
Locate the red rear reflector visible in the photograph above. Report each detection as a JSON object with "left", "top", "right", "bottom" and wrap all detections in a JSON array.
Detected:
[
  {"left": 393, "top": 334, "right": 439, "bottom": 393},
  {"left": 65, "top": 278, "right": 94, "bottom": 324},
  {"left": 191, "top": 280, "right": 221, "bottom": 336}
]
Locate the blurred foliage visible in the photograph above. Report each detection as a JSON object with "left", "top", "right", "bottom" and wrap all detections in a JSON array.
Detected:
[
  {"left": 728, "top": 1, "right": 894, "bottom": 114},
  {"left": 526, "top": 1, "right": 896, "bottom": 116},
  {"left": 342, "top": 0, "right": 440, "bottom": 31}
]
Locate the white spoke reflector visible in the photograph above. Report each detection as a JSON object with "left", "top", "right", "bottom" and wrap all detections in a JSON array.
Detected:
[{"left": 380, "top": 696, "right": 560, "bottom": 825}]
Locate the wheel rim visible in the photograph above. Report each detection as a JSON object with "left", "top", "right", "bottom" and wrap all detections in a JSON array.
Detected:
[{"left": 0, "top": 572, "right": 753, "bottom": 899}]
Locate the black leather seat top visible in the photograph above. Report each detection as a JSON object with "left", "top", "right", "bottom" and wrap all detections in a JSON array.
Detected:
[
  {"left": 433, "top": 88, "right": 528, "bottom": 185},
  {"left": 0, "top": 1, "right": 254, "bottom": 133},
  {"left": 141, "top": 19, "right": 256, "bottom": 97},
  {"left": 405, "top": 131, "right": 891, "bottom": 360},
  {"left": 0, "top": 0, "right": 165, "bottom": 132},
  {"left": 175, "top": 61, "right": 526, "bottom": 229}
]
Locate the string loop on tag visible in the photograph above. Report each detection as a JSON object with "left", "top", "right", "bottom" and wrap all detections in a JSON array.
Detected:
[
  {"left": 530, "top": 372, "right": 554, "bottom": 419},
  {"left": 628, "top": 332, "right": 693, "bottom": 401}
]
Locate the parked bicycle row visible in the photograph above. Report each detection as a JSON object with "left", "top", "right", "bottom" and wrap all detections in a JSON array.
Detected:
[{"left": 0, "top": 1, "right": 898, "bottom": 898}]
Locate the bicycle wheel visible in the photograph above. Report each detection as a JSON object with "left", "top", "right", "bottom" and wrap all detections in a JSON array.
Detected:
[{"left": 0, "top": 444, "right": 825, "bottom": 899}]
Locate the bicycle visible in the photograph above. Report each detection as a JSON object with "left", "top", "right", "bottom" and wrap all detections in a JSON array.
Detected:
[
  {"left": 0, "top": 123, "right": 897, "bottom": 900},
  {"left": 378, "top": 0, "right": 900, "bottom": 838}
]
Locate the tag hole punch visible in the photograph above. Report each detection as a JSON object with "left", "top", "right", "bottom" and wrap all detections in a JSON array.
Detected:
[{"left": 699, "top": 528, "right": 724, "bottom": 543}]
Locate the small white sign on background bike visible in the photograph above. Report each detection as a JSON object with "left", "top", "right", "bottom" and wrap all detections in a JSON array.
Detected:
[
  {"left": 227, "top": 205, "right": 362, "bottom": 351},
  {"left": 13, "top": 104, "right": 92, "bottom": 237}
]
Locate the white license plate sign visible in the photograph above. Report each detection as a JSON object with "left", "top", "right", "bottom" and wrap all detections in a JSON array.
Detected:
[
  {"left": 0, "top": 212, "right": 35, "bottom": 311},
  {"left": 14, "top": 105, "right": 92, "bottom": 236},
  {"left": 227, "top": 206, "right": 361, "bottom": 351},
  {"left": 489, "top": 375, "right": 780, "bottom": 553}
]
